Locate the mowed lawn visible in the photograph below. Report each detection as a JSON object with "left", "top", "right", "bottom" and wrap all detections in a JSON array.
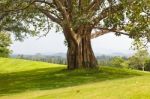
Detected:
[{"left": 0, "top": 58, "right": 150, "bottom": 99}]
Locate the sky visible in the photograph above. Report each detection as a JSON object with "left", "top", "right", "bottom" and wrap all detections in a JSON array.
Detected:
[{"left": 11, "top": 30, "right": 136, "bottom": 55}]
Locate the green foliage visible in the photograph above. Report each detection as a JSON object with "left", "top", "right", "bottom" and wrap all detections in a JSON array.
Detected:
[
  {"left": 110, "top": 57, "right": 125, "bottom": 68},
  {"left": 128, "top": 49, "right": 149, "bottom": 70},
  {"left": 0, "top": 0, "right": 149, "bottom": 44},
  {"left": 120, "top": 61, "right": 129, "bottom": 69},
  {"left": 0, "top": 32, "right": 12, "bottom": 57},
  {"left": 144, "top": 59, "right": 150, "bottom": 71},
  {"left": 124, "top": 0, "right": 150, "bottom": 39},
  {"left": 0, "top": 0, "right": 53, "bottom": 41}
]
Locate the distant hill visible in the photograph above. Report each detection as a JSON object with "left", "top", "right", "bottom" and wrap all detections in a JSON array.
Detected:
[
  {"left": 50, "top": 52, "right": 66, "bottom": 58},
  {"left": 11, "top": 51, "right": 133, "bottom": 59},
  {"left": 51, "top": 52, "right": 133, "bottom": 57}
]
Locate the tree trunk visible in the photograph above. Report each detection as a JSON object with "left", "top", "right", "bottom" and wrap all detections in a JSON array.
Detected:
[
  {"left": 66, "top": 34, "right": 97, "bottom": 69},
  {"left": 63, "top": 25, "right": 98, "bottom": 69},
  {"left": 142, "top": 65, "right": 145, "bottom": 71}
]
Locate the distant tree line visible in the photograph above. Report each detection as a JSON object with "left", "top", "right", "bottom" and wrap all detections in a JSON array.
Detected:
[
  {"left": 96, "top": 55, "right": 128, "bottom": 66},
  {"left": 13, "top": 49, "right": 150, "bottom": 72},
  {"left": 110, "top": 49, "right": 150, "bottom": 71},
  {"left": 15, "top": 54, "right": 67, "bottom": 65},
  {"left": 13, "top": 54, "right": 125, "bottom": 66},
  {"left": 13, "top": 54, "right": 116, "bottom": 65}
]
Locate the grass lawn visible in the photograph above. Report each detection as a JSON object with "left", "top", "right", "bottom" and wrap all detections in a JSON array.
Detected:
[{"left": 0, "top": 58, "right": 150, "bottom": 99}]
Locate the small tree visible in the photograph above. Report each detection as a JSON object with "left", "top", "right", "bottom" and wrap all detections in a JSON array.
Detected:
[
  {"left": 0, "top": 32, "right": 12, "bottom": 57},
  {"left": 128, "top": 50, "right": 149, "bottom": 71},
  {"left": 111, "top": 57, "right": 125, "bottom": 68},
  {"left": 120, "top": 61, "right": 129, "bottom": 69}
]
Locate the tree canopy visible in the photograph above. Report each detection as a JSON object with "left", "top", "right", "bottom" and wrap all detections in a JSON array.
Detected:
[{"left": 0, "top": 0, "right": 149, "bottom": 40}]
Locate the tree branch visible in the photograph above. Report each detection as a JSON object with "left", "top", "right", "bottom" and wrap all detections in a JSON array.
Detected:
[
  {"left": 86, "top": 0, "right": 103, "bottom": 12},
  {"left": 93, "top": 3, "right": 123, "bottom": 26},
  {"left": 37, "top": 8, "right": 62, "bottom": 25},
  {"left": 53, "top": 0, "right": 79, "bottom": 44},
  {"left": 0, "top": 13, "right": 9, "bottom": 21},
  {"left": 91, "top": 30, "right": 110, "bottom": 39},
  {"left": 91, "top": 27, "right": 129, "bottom": 39},
  {"left": 53, "top": 0, "right": 69, "bottom": 20}
]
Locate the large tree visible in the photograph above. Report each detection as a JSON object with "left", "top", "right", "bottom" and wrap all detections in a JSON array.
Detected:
[{"left": 0, "top": 0, "right": 150, "bottom": 69}]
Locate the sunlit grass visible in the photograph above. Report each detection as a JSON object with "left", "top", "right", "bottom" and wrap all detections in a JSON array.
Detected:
[
  {"left": 0, "top": 58, "right": 150, "bottom": 99},
  {"left": 0, "top": 58, "right": 65, "bottom": 73}
]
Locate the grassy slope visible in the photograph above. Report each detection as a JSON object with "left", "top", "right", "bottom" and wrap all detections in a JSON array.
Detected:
[{"left": 0, "top": 58, "right": 150, "bottom": 99}]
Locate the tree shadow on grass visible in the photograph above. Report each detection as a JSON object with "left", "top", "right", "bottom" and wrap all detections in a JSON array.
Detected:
[{"left": 0, "top": 66, "right": 142, "bottom": 96}]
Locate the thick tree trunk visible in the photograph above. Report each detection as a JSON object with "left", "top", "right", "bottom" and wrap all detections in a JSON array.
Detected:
[
  {"left": 63, "top": 25, "right": 98, "bottom": 69},
  {"left": 66, "top": 34, "right": 97, "bottom": 69}
]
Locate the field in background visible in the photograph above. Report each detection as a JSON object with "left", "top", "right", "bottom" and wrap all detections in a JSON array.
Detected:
[{"left": 0, "top": 58, "right": 150, "bottom": 99}]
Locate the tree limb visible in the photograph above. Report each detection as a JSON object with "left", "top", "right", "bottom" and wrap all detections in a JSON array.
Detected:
[
  {"left": 53, "top": 0, "right": 79, "bottom": 45},
  {"left": 93, "top": 3, "right": 123, "bottom": 26},
  {"left": 91, "top": 27, "right": 129, "bottom": 39},
  {"left": 37, "top": 8, "right": 62, "bottom": 25},
  {"left": 86, "top": 0, "right": 103, "bottom": 12}
]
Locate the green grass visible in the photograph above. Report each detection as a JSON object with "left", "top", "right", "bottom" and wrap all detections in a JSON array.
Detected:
[{"left": 0, "top": 58, "right": 150, "bottom": 99}]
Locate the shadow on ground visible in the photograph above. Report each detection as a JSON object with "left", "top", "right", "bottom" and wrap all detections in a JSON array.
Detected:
[{"left": 0, "top": 66, "right": 142, "bottom": 96}]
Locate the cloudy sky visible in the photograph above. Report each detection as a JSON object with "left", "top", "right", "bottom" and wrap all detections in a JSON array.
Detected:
[{"left": 11, "top": 29, "right": 143, "bottom": 55}]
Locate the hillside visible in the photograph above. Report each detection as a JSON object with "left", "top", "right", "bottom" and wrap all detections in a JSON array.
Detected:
[{"left": 0, "top": 58, "right": 150, "bottom": 99}]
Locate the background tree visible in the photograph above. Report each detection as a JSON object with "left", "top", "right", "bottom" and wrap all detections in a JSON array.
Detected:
[
  {"left": 111, "top": 57, "right": 125, "bottom": 68},
  {"left": 145, "top": 59, "right": 150, "bottom": 71},
  {"left": 0, "top": 32, "right": 12, "bottom": 57},
  {"left": 128, "top": 49, "right": 149, "bottom": 71},
  {"left": 0, "top": 0, "right": 150, "bottom": 69}
]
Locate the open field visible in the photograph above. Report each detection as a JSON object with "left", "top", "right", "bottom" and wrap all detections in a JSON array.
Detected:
[{"left": 0, "top": 58, "right": 150, "bottom": 99}]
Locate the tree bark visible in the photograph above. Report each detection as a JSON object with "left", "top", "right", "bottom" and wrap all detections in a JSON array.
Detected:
[{"left": 64, "top": 28, "right": 98, "bottom": 69}]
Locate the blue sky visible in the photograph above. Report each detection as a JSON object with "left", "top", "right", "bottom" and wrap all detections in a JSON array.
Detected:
[{"left": 11, "top": 31, "right": 135, "bottom": 55}]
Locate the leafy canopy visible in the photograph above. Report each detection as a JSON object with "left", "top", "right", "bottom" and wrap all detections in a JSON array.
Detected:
[{"left": 0, "top": 0, "right": 149, "bottom": 44}]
